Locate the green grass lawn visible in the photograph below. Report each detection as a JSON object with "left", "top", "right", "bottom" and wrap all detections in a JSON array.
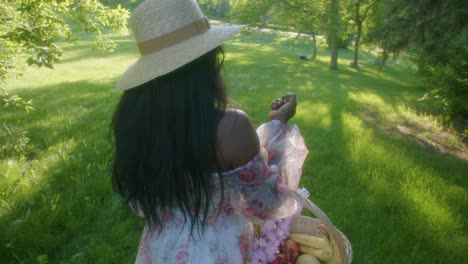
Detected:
[{"left": 1, "top": 30, "right": 467, "bottom": 263}]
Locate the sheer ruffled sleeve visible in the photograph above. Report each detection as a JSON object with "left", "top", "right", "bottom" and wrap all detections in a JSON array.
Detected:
[
  {"left": 222, "top": 120, "right": 308, "bottom": 223},
  {"left": 256, "top": 120, "right": 308, "bottom": 191}
]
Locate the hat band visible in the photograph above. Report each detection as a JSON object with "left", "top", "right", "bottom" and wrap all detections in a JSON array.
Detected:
[{"left": 137, "top": 18, "right": 210, "bottom": 56}]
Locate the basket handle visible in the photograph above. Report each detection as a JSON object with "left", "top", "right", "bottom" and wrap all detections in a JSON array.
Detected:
[{"left": 289, "top": 190, "right": 352, "bottom": 264}]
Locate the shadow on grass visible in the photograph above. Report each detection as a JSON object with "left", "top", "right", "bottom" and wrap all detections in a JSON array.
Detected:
[
  {"left": 58, "top": 35, "right": 139, "bottom": 65},
  {"left": 343, "top": 128, "right": 467, "bottom": 262},
  {"left": 2, "top": 81, "right": 117, "bottom": 151},
  {"left": 0, "top": 80, "right": 143, "bottom": 263},
  {"left": 225, "top": 37, "right": 425, "bottom": 110},
  {"left": 300, "top": 75, "right": 466, "bottom": 263},
  {"left": 226, "top": 51, "right": 467, "bottom": 263}
]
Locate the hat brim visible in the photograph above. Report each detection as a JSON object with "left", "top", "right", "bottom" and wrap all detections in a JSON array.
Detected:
[{"left": 116, "top": 24, "right": 246, "bottom": 91}]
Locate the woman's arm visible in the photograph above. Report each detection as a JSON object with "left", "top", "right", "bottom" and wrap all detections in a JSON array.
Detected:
[{"left": 218, "top": 95, "right": 308, "bottom": 222}]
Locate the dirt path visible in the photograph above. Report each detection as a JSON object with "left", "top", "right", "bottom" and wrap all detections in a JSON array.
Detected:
[{"left": 210, "top": 20, "right": 325, "bottom": 39}]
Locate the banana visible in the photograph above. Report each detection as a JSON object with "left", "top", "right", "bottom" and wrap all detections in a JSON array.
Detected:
[
  {"left": 299, "top": 245, "right": 333, "bottom": 262},
  {"left": 289, "top": 233, "right": 330, "bottom": 250},
  {"left": 296, "top": 254, "right": 321, "bottom": 264}
]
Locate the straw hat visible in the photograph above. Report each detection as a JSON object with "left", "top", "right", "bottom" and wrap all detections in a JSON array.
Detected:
[{"left": 116, "top": 0, "right": 245, "bottom": 91}]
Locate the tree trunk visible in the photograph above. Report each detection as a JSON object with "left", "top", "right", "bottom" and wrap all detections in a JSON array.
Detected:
[
  {"left": 329, "top": 0, "right": 340, "bottom": 70},
  {"left": 261, "top": 13, "right": 268, "bottom": 28},
  {"left": 378, "top": 48, "right": 388, "bottom": 71},
  {"left": 352, "top": 2, "right": 362, "bottom": 68},
  {"left": 207, "top": 0, "right": 214, "bottom": 13},
  {"left": 216, "top": 0, "right": 225, "bottom": 18},
  {"left": 352, "top": 22, "right": 362, "bottom": 67},
  {"left": 312, "top": 32, "right": 317, "bottom": 59},
  {"left": 330, "top": 37, "right": 338, "bottom": 69}
]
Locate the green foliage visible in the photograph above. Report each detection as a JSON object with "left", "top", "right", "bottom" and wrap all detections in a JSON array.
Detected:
[
  {"left": 0, "top": 124, "right": 30, "bottom": 159},
  {"left": 100, "top": 0, "right": 143, "bottom": 10},
  {"left": 36, "top": 255, "right": 48, "bottom": 264},
  {"left": 278, "top": 0, "right": 326, "bottom": 33},
  {"left": 0, "top": 3, "right": 24, "bottom": 81},
  {"left": 199, "top": 0, "right": 231, "bottom": 19},
  {"left": 343, "top": 0, "right": 379, "bottom": 66},
  {"left": 229, "top": 0, "right": 274, "bottom": 26},
  {"left": 368, "top": 0, "right": 468, "bottom": 119},
  {"left": 0, "top": 0, "right": 130, "bottom": 116},
  {"left": 414, "top": 35, "right": 468, "bottom": 119},
  {"left": 0, "top": 0, "right": 130, "bottom": 81},
  {"left": 229, "top": 0, "right": 345, "bottom": 68},
  {"left": 1, "top": 89, "right": 34, "bottom": 113}
]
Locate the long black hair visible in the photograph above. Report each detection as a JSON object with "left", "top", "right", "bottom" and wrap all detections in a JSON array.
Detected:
[{"left": 111, "top": 46, "right": 226, "bottom": 234}]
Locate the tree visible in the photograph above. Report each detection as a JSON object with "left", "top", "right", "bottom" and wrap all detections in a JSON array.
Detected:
[
  {"left": 231, "top": 0, "right": 342, "bottom": 66},
  {"left": 364, "top": 0, "right": 389, "bottom": 70},
  {"left": 279, "top": 0, "right": 327, "bottom": 59},
  {"left": 369, "top": 0, "right": 468, "bottom": 118},
  {"left": 0, "top": 0, "right": 129, "bottom": 111},
  {"left": 229, "top": 0, "right": 275, "bottom": 27},
  {"left": 100, "top": 0, "right": 143, "bottom": 10},
  {"left": 0, "top": 0, "right": 129, "bottom": 82},
  {"left": 199, "top": 0, "right": 231, "bottom": 19},
  {"left": 216, "top": 0, "right": 231, "bottom": 18},
  {"left": 278, "top": 0, "right": 342, "bottom": 68},
  {"left": 231, "top": 0, "right": 346, "bottom": 69},
  {"left": 345, "top": 0, "right": 378, "bottom": 67},
  {"left": 327, "top": 0, "right": 341, "bottom": 69}
]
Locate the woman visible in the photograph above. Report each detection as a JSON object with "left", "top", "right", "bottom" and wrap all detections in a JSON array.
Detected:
[{"left": 111, "top": 0, "right": 308, "bottom": 263}]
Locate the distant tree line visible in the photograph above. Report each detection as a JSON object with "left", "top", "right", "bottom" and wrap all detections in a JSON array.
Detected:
[
  {"left": 200, "top": 0, "right": 467, "bottom": 120},
  {"left": 1, "top": 0, "right": 466, "bottom": 119},
  {"left": 99, "top": 0, "right": 143, "bottom": 10}
]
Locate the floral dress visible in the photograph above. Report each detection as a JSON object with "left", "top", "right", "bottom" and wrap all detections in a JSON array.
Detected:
[{"left": 134, "top": 120, "right": 309, "bottom": 264}]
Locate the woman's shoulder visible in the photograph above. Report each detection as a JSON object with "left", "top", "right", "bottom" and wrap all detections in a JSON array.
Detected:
[
  {"left": 219, "top": 108, "right": 251, "bottom": 128},
  {"left": 217, "top": 108, "right": 260, "bottom": 170}
]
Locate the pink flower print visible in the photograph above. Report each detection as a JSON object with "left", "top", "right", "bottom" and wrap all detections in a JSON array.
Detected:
[
  {"left": 239, "top": 233, "right": 250, "bottom": 253},
  {"left": 239, "top": 169, "right": 256, "bottom": 182},
  {"left": 137, "top": 238, "right": 153, "bottom": 264},
  {"left": 146, "top": 225, "right": 159, "bottom": 240},
  {"left": 174, "top": 215, "right": 184, "bottom": 229},
  {"left": 218, "top": 197, "right": 234, "bottom": 214},
  {"left": 242, "top": 207, "right": 257, "bottom": 218},
  {"left": 254, "top": 237, "right": 268, "bottom": 249},
  {"left": 261, "top": 166, "right": 270, "bottom": 180},
  {"left": 218, "top": 256, "right": 229, "bottom": 264},
  {"left": 250, "top": 249, "right": 267, "bottom": 263},
  {"left": 208, "top": 214, "right": 226, "bottom": 232},
  {"left": 175, "top": 250, "right": 189, "bottom": 264},
  {"left": 261, "top": 219, "right": 277, "bottom": 234},
  {"left": 251, "top": 200, "right": 264, "bottom": 209},
  {"left": 276, "top": 173, "right": 289, "bottom": 194},
  {"left": 162, "top": 210, "right": 171, "bottom": 224},
  {"left": 248, "top": 182, "right": 262, "bottom": 188},
  {"left": 265, "top": 246, "right": 279, "bottom": 262},
  {"left": 257, "top": 210, "right": 269, "bottom": 220}
]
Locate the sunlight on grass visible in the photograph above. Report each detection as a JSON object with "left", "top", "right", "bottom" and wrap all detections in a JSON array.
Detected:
[
  {"left": 1, "top": 31, "right": 467, "bottom": 263},
  {"left": 296, "top": 102, "right": 332, "bottom": 129},
  {"left": 348, "top": 92, "right": 386, "bottom": 108}
]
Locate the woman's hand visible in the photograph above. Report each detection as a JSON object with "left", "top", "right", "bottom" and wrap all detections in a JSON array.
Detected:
[{"left": 269, "top": 93, "right": 297, "bottom": 123}]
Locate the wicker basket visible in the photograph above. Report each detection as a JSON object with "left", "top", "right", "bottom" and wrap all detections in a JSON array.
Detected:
[{"left": 289, "top": 190, "right": 353, "bottom": 264}]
